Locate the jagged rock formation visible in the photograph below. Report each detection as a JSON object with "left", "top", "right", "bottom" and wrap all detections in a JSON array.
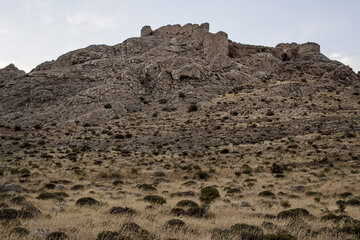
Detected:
[{"left": 0, "top": 23, "right": 359, "bottom": 125}]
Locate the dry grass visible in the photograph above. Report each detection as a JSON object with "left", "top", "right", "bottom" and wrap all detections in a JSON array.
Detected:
[{"left": 0, "top": 86, "right": 360, "bottom": 239}]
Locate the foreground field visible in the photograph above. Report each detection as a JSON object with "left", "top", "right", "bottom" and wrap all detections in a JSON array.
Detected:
[
  {"left": 1, "top": 81, "right": 360, "bottom": 240},
  {"left": 1, "top": 111, "right": 360, "bottom": 240}
]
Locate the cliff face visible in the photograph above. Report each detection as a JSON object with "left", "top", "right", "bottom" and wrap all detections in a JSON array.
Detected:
[{"left": 0, "top": 23, "right": 359, "bottom": 125}]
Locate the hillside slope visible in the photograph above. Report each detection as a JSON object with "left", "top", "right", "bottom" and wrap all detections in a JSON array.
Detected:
[{"left": 1, "top": 23, "right": 358, "bottom": 126}]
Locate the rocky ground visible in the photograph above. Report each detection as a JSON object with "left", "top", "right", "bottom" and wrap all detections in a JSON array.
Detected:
[{"left": 0, "top": 23, "right": 360, "bottom": 239}]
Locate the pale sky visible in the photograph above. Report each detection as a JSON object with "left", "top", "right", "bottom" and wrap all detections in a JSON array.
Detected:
[{"left": 0, "top": 0, "right": 359, "bottom": 73}]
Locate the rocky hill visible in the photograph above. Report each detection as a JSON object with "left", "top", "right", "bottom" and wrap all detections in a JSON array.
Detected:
[
  {"left": 0, "top": 24, "right": 360, "bottom": 240},
  {"left": 1, "top": 23, "right": 359, "bottom": 126}
]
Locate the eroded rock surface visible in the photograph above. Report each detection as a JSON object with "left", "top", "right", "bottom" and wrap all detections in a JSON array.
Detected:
[{"left": 0, "top": 23, "right": 359, "bottom": 125}]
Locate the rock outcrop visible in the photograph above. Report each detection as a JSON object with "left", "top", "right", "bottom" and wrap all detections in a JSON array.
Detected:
[
  {"left": 0, "top": 64, "right": 25, "bottom": 86},
  {"left": 0, "top": 23, "right": 359, "bottom": 126}
]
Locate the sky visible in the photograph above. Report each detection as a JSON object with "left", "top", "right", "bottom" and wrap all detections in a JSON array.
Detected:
[{"left": 0, "top": 0, "right": 359, "bottom": 73}]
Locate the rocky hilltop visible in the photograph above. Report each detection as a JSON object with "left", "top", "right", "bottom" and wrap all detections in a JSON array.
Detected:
[
  {"left": 0, "top": 24, "right": 360, "bottom": 240},
  {"left": 1, "top": 23, "right": 359, "bottom": 126}
]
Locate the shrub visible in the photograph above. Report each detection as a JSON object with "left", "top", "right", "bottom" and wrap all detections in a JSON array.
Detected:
[
  {"left": 178, "top": 92, "right": 186, "bottom": 98},
  {"left": 321, "top": 214, "right": 354, "bottom": 223},
  {"left": 197, "top": 170, "right": 210, "bottom": 180},
  {"left": 264, "top": 233, "right": 296, "bottom": 240},
  {"left": 346, "top": 199, "right": 360, "bottom": 206},
  {"left": 114, "top": 134, "right": 124, "bottom": 139},
  {"left": 137, "top": 184, "right": 156, "bottom": 191},
  {"left": 104, "top": 103, "right": 112, "bottom": 109},
  {"left": 143, "top": 195, "right": 166, "bottom": 205},
  {"left": 37, "top": 192, "right": 69, "bottom": 201},
  {"left": 340, "top": 192, "right": 353, "bottom": 198},
  {"left": 277, "top": 208, "right": 311, "bottom": 219},
  {"left": 19, "top": 205, "right": 41, "bottom": 218},
  {"left": 176, "top": 200, "right": 199, "bottom": 208},
  {"left": 139, "top": 95, "right": 151, "bottom": 104},
  {"left": 10, "top": 227, "right": 29, "bottom": 237},
  {"left": 280, "top": 200, "right": 291, "bottom": 208},
  {"left": 271, "top": 163, "right": 284, "bottom": 174},
  {"left": 158, "top": 99, "right": 168, "bottom": 104},
  {"left": 266, "top": 110, "right": 275, "bottom": 116},
  {"left": 120, "top": 222, "right": 152, "bottom": 239},
  {"left": 199, "top": 186, "right": 220, "bottom": 203},
  {"left": 44, "top": 183, "right": 56, "bottom": 190},
  {"left": 112, "top": 180, "right": 124, "bottom": 186},
  {"left": 14, "top": 125, "right": 22, "bottom": 131},
  {"left": 166, "top": 219, "right": 185, "bottom": 229},
  {"left": 76, "top": 197, "right": 100, "bottom": 206},
  {"left": 162, "top": 106, "right": 177, "bottom": 112},
  {"left": 0, "top": 208, "right": 18, "bottom": 220},
  {"left": 110, "top": 206, "right": 136, "bottom": 215},
  {"left": 241, "top": 164, "right": 252, "bottom": 174},
  {"left": 11, "top": 196, "right": 27, "bottom": 205},
  {"left": 230, "top": 224, "right": 264, "bottom": 239},
  {"left": 185, "top": 206, "right": 207, "bottom": 218},
  {"left": 96, "top": 231, "right": 120, "bottom": 240},
  {"left": 71, "top": 184, "right": 85, "bottom": 191},
  {"left": 219, "top": 149, "right": 230, "bottom": 154},
  {"left": 259, "top": 191, "right": 275, "bottom": 198},
  {"left": 230, "top": 110, "right": 239, "bottom": 116},
  {"left": 188, "top": 103, "right": 198, "bottom": 112},
  {"left": 339, "top": 224, "right": 360, "bottom": 237},
  {"left": 211, "top": 228, "right": 231, "bottom": 239},
  {"left": 17, "top": 208, "right": 35, "bottom": 219},
  {"left": 171, "top": 208, "right": 186, "bottom": 216},
  {"left": 46, "top": 232, "right": 69, "bottom": 240},
  {"left": 336, "top": 200, "right": 346, "bottom": 211}
]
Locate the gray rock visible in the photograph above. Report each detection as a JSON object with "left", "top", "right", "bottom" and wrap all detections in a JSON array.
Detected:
[{"left": 141, "top": 25, "right": 153, "bottom": 37}]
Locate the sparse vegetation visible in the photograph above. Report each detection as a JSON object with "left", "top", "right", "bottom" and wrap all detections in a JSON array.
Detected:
[
  {"left": 188, "top": 103, "right": 198, "bottom": 112},
  {"left": 103, "top": 103, "right": 112, "bottom": 109},
  {"left": 0, "top": 22, "right": 359, "bottom": 240}
]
